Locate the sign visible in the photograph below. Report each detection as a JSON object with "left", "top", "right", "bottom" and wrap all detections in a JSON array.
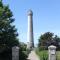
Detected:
[{"left": 51, "top": 49, "right": 55, "bottom": 54}]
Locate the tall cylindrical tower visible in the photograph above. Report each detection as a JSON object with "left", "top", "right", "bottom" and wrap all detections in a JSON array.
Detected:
[{"left": 27, "top": 10, "right": 34, "bottom": 50}]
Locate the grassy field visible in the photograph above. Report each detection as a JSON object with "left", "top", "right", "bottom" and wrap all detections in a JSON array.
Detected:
[
  {"left": 36, "top": 49, "right": 60, "bottom": 60},
  {"left": 36, "top": 50, "right": 48, "bottom": 60},
  {"left": 56, "top": 51, "right": 60, "bottom": 60}
]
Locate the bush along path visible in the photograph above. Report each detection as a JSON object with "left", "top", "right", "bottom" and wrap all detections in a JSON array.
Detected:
[{"left": 27, "top": 50, "right": 40, "bottom": 60}]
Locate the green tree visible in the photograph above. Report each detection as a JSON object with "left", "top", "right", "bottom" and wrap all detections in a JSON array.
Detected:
[
  {"left": 0, "top": 0, "right": 19, "bottom": 47},
  {"left": 38, "top": 32, "right": 60, "bottom": 50},
  {"left": 0, "top": 1, "right": 27, "bottom": 60},
  {"left": 53, "top": 35, "right": 60, "bottom": 50},
  {"left": 38, "top": 32, "right": 53, "bottom": 47},
  {"left": 20, "top": 42, "right": 27, "bottom": 51}
]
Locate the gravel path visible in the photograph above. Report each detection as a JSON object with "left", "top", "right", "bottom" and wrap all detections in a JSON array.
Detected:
[{"left": 27, "top": 51, "right": 40, "bottom": 60}]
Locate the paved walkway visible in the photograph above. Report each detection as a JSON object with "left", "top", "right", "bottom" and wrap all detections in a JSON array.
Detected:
[{"left": 27, "top": 51, "right": 40, "bottom": 60}]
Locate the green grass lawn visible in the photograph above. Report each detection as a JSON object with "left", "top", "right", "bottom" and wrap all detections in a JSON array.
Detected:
[
  {"left": 36, "top": 49, "right": 60, "bottom": 60},
  {"left": 36, "top": 50, "right": 48, "bottom": 60},
  {"left": 56, "top": 51, "right": 60, "bottom": 60}
]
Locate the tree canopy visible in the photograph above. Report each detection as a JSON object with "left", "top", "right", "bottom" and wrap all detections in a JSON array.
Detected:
[
  {"left": 0, "top": 1, "right": 27, "bottom": 60},
  {"left": 38, "top": 32, "right": 60, "bottom": 50}
]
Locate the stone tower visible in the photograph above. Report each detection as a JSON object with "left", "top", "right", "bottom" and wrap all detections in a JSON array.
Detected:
[{"left": 27, "top": 10, "right": 34, "bottom": 50}]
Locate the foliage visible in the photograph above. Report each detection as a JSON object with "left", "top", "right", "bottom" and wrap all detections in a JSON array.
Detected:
[
  {"left": 0, "top": 1, "right": 27, "bottom": 60},
  {"left": 19, "top": 43, "right": 28, "bottom": 60},
  {"left": 20, "top": 42, "right": 27, "bottom": 51},
  {"left": 36, "top": 49, "right": 48, "bottom": 60},
  {"left": 38, "top": 32, "right": 60, "bottom": 50},
  {"left": 0, "top": 0, "right": 19, "bottom": 48},
  {"left": 36, "top": 48, "right": 60, "bottom": 60},
  {"left": 19, "top": 48, "right": 28, "bottom": 60},
  {"left": 36, "top": 49, "right": 60, "bottom": 60}
]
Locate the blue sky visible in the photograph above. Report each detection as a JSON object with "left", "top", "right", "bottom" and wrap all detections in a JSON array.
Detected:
[{"left": 3, "top": 0, "right": 60, "bottom": 45}]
